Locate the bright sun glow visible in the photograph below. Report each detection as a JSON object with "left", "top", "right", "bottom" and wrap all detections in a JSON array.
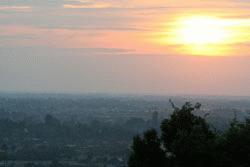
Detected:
[
  {"left": 176, "top": 16, "right": 229, "bottom": 45},
  {"left": 171, "top": 16, "right": 233, "bottom": 56},
  {"left": 155, "top": 15, "right": 250, "bottom": 56}
]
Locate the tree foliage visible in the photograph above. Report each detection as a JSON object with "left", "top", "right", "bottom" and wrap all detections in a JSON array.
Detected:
[
  {"left": 128, "top": 129, "right": 166, "bottom": 167},
  {"left": 217, "top": 119, "right": 250, "bottom": 167},
  {"left": 128, "top": 101, "right": 250, "bottom": 167}
]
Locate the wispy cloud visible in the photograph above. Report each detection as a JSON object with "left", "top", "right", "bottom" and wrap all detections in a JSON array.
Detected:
[
  {"left": 0, "top": 6, "right": 31, "bottom": 12},
  {"left": 63, "top": 4, "right": 109, "bottom": 9},
  {"left": 63, "top": 0, "right": 115, "bottom": 9}
]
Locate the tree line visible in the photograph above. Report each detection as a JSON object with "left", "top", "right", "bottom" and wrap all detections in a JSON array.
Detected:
[{"left": 128, "top": 102, "right": 250, "bottom": 167}]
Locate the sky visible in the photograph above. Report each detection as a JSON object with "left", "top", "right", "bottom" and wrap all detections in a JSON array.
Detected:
[{"left": 1, "top": 0, "right": 250, "bottom": 96}]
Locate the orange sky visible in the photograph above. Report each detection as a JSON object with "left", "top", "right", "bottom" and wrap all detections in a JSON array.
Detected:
[
  {"left": 1, "top": 0, "right": 250, "bottom": 56},
  {"left": 1, "top": 0, "right": 250, "bottom": 95}
]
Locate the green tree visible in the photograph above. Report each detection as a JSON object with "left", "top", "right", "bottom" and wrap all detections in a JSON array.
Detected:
[
  {"left": 49, "top": 160, "right": 63, "bottom": 167},
  {"left": 218, "top": 118, "right": 250, "bottom": 167},
  {"left": 0, "top": 144, "right": 8, "bottom": 167},
  {"left": 128, "top": 129, "right": 166, "bottom": 167},
  {"left": 128, "top": 102, "right": 217, "bottom": 167},
  {"left": 161, "top": 102, "right": 216, "bottom": 167}
]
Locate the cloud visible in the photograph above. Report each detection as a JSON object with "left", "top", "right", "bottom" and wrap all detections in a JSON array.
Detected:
[
  {"left": 0, "top": 5, "right": 32, "bottom": 12},
  {"left": 63, "top": 3, "right": 110, "bottom": 9},
  {"left": 0, "top": 25, "right": 141, "bottom": 52},
  {"left": 63, "top": 0, "right": 112, "bottom": 9},
  {"left": 0, "top": 0, "right": 249, "bottom": 9},
  {"left": 0, "top": 0, "right": 63, "bottom": 7},
  {"left": 0, "top": 46, "right": 134, "bottom": 57}
]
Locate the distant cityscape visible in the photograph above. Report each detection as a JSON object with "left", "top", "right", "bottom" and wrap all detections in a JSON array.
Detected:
[{"left": 0, "top": 93, "right": 249, "bottom": 167}]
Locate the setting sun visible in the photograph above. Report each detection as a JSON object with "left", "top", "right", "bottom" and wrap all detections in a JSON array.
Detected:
[
  {"left": 172, "top": 16, "right": 232, "bottom": 56},
  {"left": 176, "top": 16, "right": 229, "bottom": 45},
  {"left": 154, "top": 15, "right": 250, "bottom": 56}
]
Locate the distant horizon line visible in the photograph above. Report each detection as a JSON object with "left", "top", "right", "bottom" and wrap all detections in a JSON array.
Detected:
[{"left": 0, "top": 90, "right": 250, "bottom": 99}]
